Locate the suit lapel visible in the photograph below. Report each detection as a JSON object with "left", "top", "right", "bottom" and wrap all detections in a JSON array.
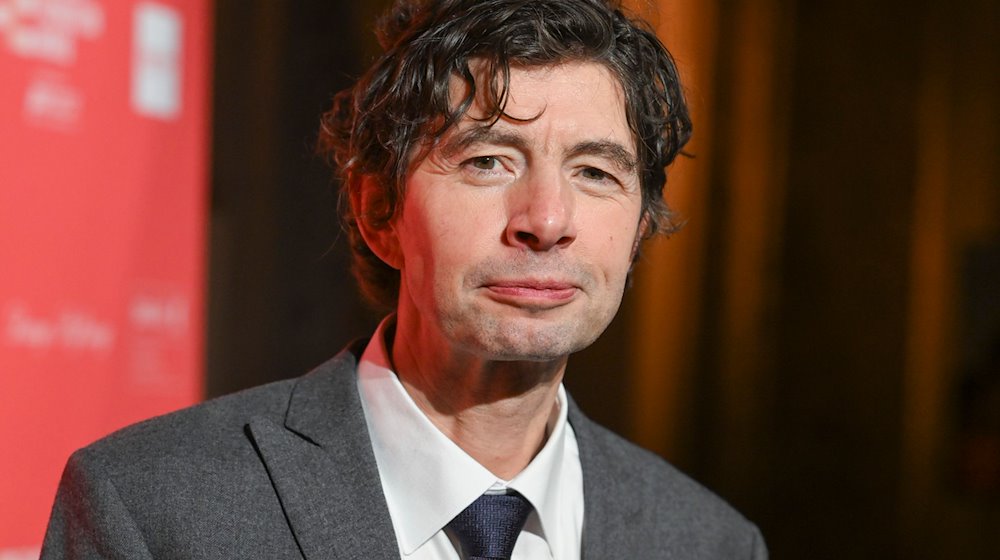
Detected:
[
  {"left": 248, "top": 348, "right": 649, "bottom": 559},
  {"left": 248, "top": 347, "right": 398, "bottom": 560},
  {"left": 568, "top": 398, "right": 643, "bottom": 559}
]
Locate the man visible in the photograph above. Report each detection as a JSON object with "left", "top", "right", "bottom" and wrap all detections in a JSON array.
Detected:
[{"left": 42, "top": 0, "right": 766, "bottom": 558}]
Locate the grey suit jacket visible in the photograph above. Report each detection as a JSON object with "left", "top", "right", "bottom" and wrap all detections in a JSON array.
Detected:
[{"left": 41, "top": 343, "right": 766, "bottom": 559}]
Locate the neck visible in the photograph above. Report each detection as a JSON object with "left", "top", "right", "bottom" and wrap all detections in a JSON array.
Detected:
[{"left": 390, "top": 326, "right": 566, "bottom": 480}]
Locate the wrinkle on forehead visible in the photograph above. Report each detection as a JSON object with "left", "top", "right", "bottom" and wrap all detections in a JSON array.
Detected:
[{"left": 448, "top": 61, "right": 632, "bottom": 137}]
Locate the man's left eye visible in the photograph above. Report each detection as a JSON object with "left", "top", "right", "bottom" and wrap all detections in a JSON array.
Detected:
[{"left": 581, "top": 167, "right": 611, "bottom": 181}]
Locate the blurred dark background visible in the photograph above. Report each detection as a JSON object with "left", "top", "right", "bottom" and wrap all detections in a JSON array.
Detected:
[{"left": 207, "top": 1, "right": 1000, "bottom": 558}]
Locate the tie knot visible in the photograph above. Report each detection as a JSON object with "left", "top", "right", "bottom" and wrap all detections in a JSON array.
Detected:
[{"left": 447, "top": 492, "right": 534, "bottom": 560}]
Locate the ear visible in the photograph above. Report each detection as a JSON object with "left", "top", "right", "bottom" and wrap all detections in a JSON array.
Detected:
[
  {"left": 630, "top": 212, "right": 651, "bottom": 262},
  {"left": 352, "top": 175, "right": 403, "bottom": 270}
]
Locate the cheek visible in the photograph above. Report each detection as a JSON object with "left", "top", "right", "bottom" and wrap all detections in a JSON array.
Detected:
[
  {"left": 586, "top": 206, "right": 643, "bottom": 277},
  {"left": 394, "top": 204, "right": 436, "bottom": 294},
  {"left": 398, "top": 192, "right": 492, "bottom": 292}
]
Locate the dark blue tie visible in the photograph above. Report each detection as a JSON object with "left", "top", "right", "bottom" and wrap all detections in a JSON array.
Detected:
[{"left": 447, "top": 492, "right": 534, "bottom": 560}]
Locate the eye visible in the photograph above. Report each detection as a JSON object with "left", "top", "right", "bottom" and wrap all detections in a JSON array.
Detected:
[
  {"left": 580, "top": 166, "right": 613, "bottom": 182},
  {"left": 469, "top": 156, "right": 500, "bottom": 170},
  {"left": 459, "top": 154, "right": 514, "bottom": 185}
]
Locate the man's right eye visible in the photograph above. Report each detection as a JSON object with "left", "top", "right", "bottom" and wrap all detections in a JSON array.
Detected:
[{"left": 468, "top": 156, "right": 499, "bottom": 170}]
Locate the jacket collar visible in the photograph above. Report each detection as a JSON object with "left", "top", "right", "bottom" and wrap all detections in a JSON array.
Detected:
[
  {"left": 247, "top": 342, "right": 399, "bottom": 560},
  {"left": 567, "top": 395, "right": 644, "bottom": 559},
  {"left": 247, "top": 342, "right": 632, "bottom": 559}
]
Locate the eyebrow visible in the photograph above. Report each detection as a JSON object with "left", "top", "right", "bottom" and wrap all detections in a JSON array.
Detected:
[
  {"left": 567, "top": 140, "right": 638, "bottom": 174},
  {"left": 440, "top": 126, "right": 528, "bottom": 159},
  {"left": 441, "top": 126, "right": 638, "bottom": 173}
]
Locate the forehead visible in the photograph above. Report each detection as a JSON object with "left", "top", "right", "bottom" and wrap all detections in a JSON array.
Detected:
[{"left": 445, "top": 61, "right": 634, "bottom": 151}]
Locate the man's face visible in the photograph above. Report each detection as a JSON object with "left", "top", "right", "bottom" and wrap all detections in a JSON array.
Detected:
[{"left": 380, "top": 61, "right": 644, "bottom": 362}]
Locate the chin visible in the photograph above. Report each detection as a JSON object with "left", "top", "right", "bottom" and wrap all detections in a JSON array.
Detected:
[{"left": 456, "top": 316, "right": 606, "bottom": 362}]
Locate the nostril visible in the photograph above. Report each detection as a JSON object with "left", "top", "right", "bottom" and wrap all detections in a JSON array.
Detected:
[{"left": 515, "top": 231, "right": 538, "bottom": 245}]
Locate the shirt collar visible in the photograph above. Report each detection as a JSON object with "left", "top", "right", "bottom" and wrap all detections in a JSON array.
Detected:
[{"left": 357, "top": 315, "right": 570, "bottom": 555}]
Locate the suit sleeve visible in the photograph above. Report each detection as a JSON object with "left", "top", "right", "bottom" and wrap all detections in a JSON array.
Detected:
[
  {"left": 748, "top": 524, "right": 769, "bottom": 560},
  {"left": 40, "top": 451, "right": 155, "bottom": 560}
]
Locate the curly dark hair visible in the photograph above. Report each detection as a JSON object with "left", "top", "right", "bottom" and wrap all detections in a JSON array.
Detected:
[{"left": 318, "top": 0, "right": 692, "bottom": 309}]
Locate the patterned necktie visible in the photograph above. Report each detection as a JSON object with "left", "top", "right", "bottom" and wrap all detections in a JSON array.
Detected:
[{"left": 446, "top": 492, "right": 534, "bottom": 560}]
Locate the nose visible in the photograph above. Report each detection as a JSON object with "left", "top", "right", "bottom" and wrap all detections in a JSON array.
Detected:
[{"left": 504, "top": 171, "right": 577, "bottom": 251}]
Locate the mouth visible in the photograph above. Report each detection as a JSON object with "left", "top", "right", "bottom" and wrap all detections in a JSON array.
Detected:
[{"left": 482, "top": 279, "right": 579, "bottom": 309}]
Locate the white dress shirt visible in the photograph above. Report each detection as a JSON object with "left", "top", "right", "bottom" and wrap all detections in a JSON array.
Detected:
[{"left": 356, "top": 317, "right": 585, "bottom": 559}]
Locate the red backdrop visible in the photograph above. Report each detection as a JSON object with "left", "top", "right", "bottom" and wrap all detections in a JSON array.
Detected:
[{"left": 0, "top": 1, "right": 211, "bottom": 555}]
